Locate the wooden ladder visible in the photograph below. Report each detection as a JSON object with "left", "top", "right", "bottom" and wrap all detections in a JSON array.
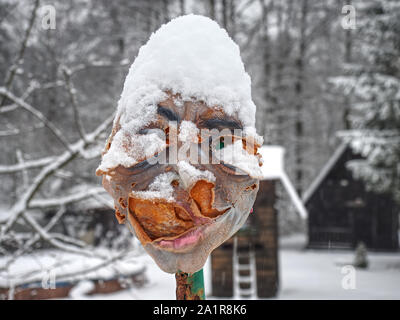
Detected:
[{"left": 233, "top": 236, "right": 257, "bottom": 299}]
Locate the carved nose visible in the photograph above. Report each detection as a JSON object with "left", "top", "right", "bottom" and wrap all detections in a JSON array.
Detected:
[
  {"left": 189, "top": 179, "right": 228, "bottom": 218},
  {"left": 163, "top": 162, "right": 227, "bottom": 219}
]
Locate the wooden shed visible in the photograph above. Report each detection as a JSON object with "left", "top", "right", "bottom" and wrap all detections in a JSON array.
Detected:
[
  {"left": 303, "top": 143, "right": 399, "bottom": 251},
  {"left": 210, "top": 146, "right": 307, "bottom": 298}
]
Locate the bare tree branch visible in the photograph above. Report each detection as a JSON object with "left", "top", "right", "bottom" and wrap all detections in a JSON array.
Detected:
[
  {"left": 0, "top": 127, "right": 19, "bottom": 137},
  {"left": 0, "top": 114, "right": 114, "bottom": 238},
  {"left": 55, "top": 249, "right": 143, "bottom": 283},
  {"left": 15, "top": 150, "right": 29, "bottom": 190},
  {"left": 4, "top": 206, "right": 67, "bottom": 266},
  {"left": 50, "top": 233, "right": 86, "bottom": 248},
  {"left": 78, "top": 144, "right": 104, "bottom": 160},
  {"left": 0, "top": 80, "right": 65, "bottom": 114},
  {"left": 62, "top": 66, "right": 87, "bottom": 143},
  {"left": 29, "top": 187, "right": 106, "bottom": 209},
  {"left": 69, "top": 59, "right": 130, "bottom": 76},
  {"left": 2, "top": 247, "right": 141, "bottom": 288},
  {"left": 0, "top": 88, "right": 73, "bottom": 152},
  {"left": 0, "top": 156, "right": 55, "bottom": 174},
  {"left": 21, "top": 210, "right": 100, "bottom": 257},
  {"left": 0, "top": 0, "right": 40, "bottom": 108}
]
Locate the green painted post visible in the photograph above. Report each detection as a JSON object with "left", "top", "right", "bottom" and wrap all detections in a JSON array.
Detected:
[{"left": 175, "top": 269, "right": 205, "bottom": 300}]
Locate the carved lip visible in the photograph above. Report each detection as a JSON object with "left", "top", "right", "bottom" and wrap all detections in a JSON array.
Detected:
[
  {"left": 151, "top": 206, "right": 232, "bottom": 253},
  {"left": 152, "top": 224, "right": 208, "bottom": 252}
]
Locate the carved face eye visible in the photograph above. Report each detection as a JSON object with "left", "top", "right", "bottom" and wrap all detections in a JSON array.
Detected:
[
  {"left": 116, "top": 155, "right": 159, "bottom": 177},
  {"left": 209, "top": 135, "right": 233, "bottom": 152},
  {"left": 131, "top": 158, "right": 158, "bottom": 172},
  {"left": 216, "top": 137, "right": 225, "bottom": 150}
]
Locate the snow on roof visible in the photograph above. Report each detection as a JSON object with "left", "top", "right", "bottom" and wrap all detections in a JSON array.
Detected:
[
  {"left": 259, "top": 146, "right": 307, "bottom": 219},
  {"left": 259, "top": 145, "right": 284, "bottom": 179},
  {"left": 98, "top": 14, "right": 258, "bottom": 173},
  {"left": 302, "top": 142, "right": 347, "bottom": 204}
]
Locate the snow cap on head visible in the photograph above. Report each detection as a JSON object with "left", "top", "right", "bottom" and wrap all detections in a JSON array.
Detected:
[
  {"left": 119, "top": 14, "right": 256, "bottom": 127},
  {"left": 97, "top": 14, "right": 258, "bottom": 173}
]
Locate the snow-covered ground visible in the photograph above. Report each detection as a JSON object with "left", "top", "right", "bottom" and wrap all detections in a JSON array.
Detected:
[
  {"left": 85, "top": 255, "right": 177, "bottom": 300},
  {"left": 80, "top": 233, "right": 400, "bottom": 300},
  {"left": 277, "top": 234, "right": 400, "bottom": 299},
  {"left": 3, "top": 233, "right": 396, "bottom": 299}
]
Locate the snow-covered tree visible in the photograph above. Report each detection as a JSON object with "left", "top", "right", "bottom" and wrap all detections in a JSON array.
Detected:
[
  {"left": 0, "top": 0, "right": 165, "bottom": 293},
  {"left": 336, "top": 0, "right": 400, "bottom": 203}
]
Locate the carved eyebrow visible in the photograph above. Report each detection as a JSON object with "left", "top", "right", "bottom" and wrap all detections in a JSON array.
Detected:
[
  {"left": 200, "top": 118, "right": 243, "bottom": 130},
  {"left": 157, "top": 105, "right": 180, "bottom": 122}
]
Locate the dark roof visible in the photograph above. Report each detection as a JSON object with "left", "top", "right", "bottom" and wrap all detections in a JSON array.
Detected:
[{"left": 302, "top": 143, "right": 348, "bottom": 204}]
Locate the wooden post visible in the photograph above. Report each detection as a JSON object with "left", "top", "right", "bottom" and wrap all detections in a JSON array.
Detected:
[{"left": 175, "top": 269, "right": 205, "bottom": 300}]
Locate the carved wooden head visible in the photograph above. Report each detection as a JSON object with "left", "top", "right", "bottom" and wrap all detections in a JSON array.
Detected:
[{"left": 96, "top": 15, "right": 263, "bottom": 273}]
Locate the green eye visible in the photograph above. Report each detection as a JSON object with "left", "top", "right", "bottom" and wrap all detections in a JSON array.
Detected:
[{"left": 217, "top": 138, "right": 225, "bottom": 150}]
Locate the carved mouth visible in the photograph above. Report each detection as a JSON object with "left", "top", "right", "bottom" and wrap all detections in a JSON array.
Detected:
[
  {"left": 126, "top": 179, "right": 230, "bottom": 251},
  {"left": 151, "top": 205, "right": 232, "bottom": 252},
  {"left": 152, "top": 224, "right": 208, "bottom": 252},
  {"left": 127, "top": 192, "right": 229, "bottom": 252}
]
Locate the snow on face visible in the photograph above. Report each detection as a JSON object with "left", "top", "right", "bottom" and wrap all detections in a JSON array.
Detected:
[
  {"left": 216, "top": 139, "right": 264, "bottom": 179},
  {"left": 178, "top": 121, "right": 199, "bottom": 143},
  {"left": 99, "top": 126, "right": 166, "bottom": 172},
  {"left": 131, "top": 172, "right": 178, "bottom": 202},
  {"left": 177, "top": 161, "right": 216, "bottom": 190},
  {"left": 97, "top": 14, "right": 257, "bottom": 173}
]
